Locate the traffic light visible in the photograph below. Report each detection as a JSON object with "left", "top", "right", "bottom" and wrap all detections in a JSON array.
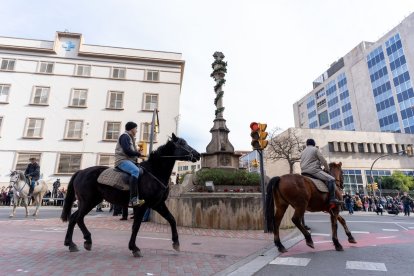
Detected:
[
  {"left": 366, "top": 184, "right": 372, "bottom": 191},
  {"left": 137, "top": 141, "right": 148, "bottom": 157},
  {"left": 251, "top": 159, "right": 259, "bottom": 167},
  {"left": 250, "top": 122, "right": 268, "bottom": 150},
  {"left": 406, "top": 145, "right": 413, "bottom": 157},
  {"left": 373, "top": 183, "right": 378, "bottom": 190}
]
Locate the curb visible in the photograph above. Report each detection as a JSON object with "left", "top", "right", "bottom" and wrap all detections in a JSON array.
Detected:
[{"left": 214, "top": 228, "right": 302, "bottom": 276}]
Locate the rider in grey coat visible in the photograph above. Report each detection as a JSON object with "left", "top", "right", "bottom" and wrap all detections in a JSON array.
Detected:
[{"left": 300, "top": 139, "right": 340, "bottom": 206}]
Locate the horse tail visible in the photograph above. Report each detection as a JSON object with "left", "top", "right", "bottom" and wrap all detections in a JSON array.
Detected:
[
  {"left": 61, "top": 171, "right": 79, "bottom": 222},
  {"left": 265, "top": 176, "right": 280, "bottom": 232}
]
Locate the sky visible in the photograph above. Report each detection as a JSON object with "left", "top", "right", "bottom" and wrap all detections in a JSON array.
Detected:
[{"left": 1, "top": 0, "right": 414, "bottom": 152}]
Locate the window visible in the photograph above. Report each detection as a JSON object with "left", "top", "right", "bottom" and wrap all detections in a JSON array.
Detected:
[
  {"left": 146, "top": 70, "right": 159, "bottom": 81},
  {"left": 358, "top": 143, "right": 364, "bottom": 153},
  {"left": 1, "top": 59, "right": 15, "bottom": 71},
  {"left": 15, "top": 153, "right": 41, "bottom": 171},
  {"left": 107, "top": 91, "right": 124, "bottom": 109},
  {"left": 98, "top": 154, "right": 115, "bottom": 166},
  {"left": 104, "top": 121, "right": 121, "bottom": 141},
  {"left": 57, "top": 153, "right": 82, "bottom": 174},
  {"left": 31, "top": 86, "right": 50, "bottom": 105},
  {"left": 0, "top": 84, "right": 10, "bottom": 103},
  {"left": 64, "top": 120, "right": 83, "bottom": 139},
  {"left": 39, "top": 62, "right": 54, "bottom": 73},
  {"left": 76, "top": 65, "right": 91, "bottom": 76},
  {"left": 143, "top": 93, "right": 158, "bottom": 110},
  {"left": 70, "top": 89, "right": 88, "bottom": 107},
  {"left": 318, "top": 110, "right": 329, "bottom": 126},
  {"left": 112, "top": 67, "right": 126, "bottom": 79},
  {"left": 24, "top": 118, "right": 44, "bottom": 138},
  {"left": 141, "top": 122, "right": 157, "bottom": 142}
]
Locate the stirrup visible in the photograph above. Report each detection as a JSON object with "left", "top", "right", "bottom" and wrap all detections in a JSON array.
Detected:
[{"left": 129, "top": 197, "right": 145, "bottom": 207}]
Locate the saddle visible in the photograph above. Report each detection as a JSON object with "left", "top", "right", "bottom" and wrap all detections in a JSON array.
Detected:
[
  {"left": 97, "top": 167, "right": 143, "bottom": 191},
  {"left": 301, "top": 173, "right": 328, "bottom": 193}
]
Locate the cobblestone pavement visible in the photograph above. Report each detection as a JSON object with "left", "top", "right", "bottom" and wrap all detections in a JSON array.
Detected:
[{"left": 0, "top": 213, "right": 294, "bottom": 275}]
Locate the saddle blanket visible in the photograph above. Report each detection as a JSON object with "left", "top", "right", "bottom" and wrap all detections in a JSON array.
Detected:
[
  {"left": 97, "top": 168, "right": 129, "bottom": 191},
  {"left": 304, "top": 177, "right": 328, "bottom": 193}
]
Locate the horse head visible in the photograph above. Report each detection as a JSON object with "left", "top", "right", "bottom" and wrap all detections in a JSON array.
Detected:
[
  {"left": 168, "top": 133, "right": 201, "bottom": 162},
  {"left": 329, "top": 162, "right": 344, "bottom": 190}
]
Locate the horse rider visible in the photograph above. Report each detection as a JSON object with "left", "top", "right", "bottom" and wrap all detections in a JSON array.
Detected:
[
  {"left": 300, "top": 138, "right": 340, "bottom": 207},
  {"left": 114, "top": 121, "right": 145, "bottom": 207},
  {"left": 25, "top": 157, "right": 40, "bottom": 197}
]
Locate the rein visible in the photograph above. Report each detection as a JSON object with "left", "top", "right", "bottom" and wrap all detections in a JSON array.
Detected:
[
  {"left": 141, "top": 167, "right": 168, "bottom": 190},
  {"left": 11, "top": 174, "right": 27, "bottom": 194}
]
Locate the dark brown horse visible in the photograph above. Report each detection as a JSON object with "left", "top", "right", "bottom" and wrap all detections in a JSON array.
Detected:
[{"left": 266, "top": 162, "right": 357, "bottom": 252}]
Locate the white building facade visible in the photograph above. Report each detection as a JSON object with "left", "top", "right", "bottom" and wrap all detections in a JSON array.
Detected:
[
  {"left": 0, "top": 32, "right": 184, "bottom": 188},
  {"left": 293, "top": 13, "right": 414, "bottom": 134}
]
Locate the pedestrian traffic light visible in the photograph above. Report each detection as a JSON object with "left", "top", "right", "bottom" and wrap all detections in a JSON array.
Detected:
[
  {"left": 367, "top": 184, "right": 371, "bottom": 191},
  {"left": 137, "top": 141, "right": 148, "bottom": 157},
  {"left": 250, "top": 122, "right": 268, "bottom": 150}
]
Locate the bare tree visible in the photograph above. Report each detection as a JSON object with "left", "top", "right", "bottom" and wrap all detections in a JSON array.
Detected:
[{"left": 266, "top": 128, "right": 305, "bottom": 174}]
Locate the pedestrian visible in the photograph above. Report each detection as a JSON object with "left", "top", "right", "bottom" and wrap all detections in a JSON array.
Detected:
[
  {"left": 300, "top": 138, "right": 340, "bottom": 207},
  {"left": 25, "top": 157, "right": 40, "bottom": 196},
  {"left": 52, "top": 178, "right": 61, "bottom": 198},
  {"left": 400, "top": 192, "right": 412, "bottom": 216},
  {"left": 344, "top": 193, "right": 353, "bottom": 214}
]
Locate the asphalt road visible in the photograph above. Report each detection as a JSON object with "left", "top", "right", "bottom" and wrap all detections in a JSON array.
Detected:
[
  {"left": 255, "top": 211, "right": 414, "bottom": 276},
  {"left": 0, "top": 205, "right": 111, "bottom": 221}
]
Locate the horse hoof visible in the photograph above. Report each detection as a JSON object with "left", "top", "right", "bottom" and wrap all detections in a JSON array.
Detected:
[
  {"left": 172, "top": 242, "right": 180, "bottom": 251},
  {"left": 278, "top": 247, "right": 288, "bottom": 253},
  {"left": 306, "top": 241, "right": 314, "bottom": 249},
  {"left": 132, "top": 249, "right": 143, "bottom": 258},
  {"left": 69, "top": 245, "right": 79, "bottom": 252},
  {"left": 9, "top": 215, "right": 13, "bottom": 218},
  {"left": 84, "top": 242, "right": 92, "bottom": 251},
  {"left": 348, "top": 238, "right": 357, "bottom": 244},
  {"left": 335, "top": 246, "right": 344, "bottom": 251}
]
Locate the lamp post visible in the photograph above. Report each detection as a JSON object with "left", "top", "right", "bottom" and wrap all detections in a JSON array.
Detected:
[{"left": 369, "top": 145, "right": 413, "bottom": 197}]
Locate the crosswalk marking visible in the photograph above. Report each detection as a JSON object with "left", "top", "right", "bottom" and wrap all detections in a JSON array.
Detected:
[
  {"left": 270, "top": 257, "right": 311, "bottom": 266},
  {"left": 377, "top": 236, "right": 396, "bottom": 239},
  {"left": 346, "top": 261, "right": 387, "bottom": 271},
  {"left": 382, "top": 229, "right": 399, "bottom": 232}
]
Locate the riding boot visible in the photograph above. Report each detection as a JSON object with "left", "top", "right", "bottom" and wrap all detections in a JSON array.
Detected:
[
  {"left": 128, "top": 176, "right": 145, "bottom": 207},
  {"left": 28, "top": 185, "right": 34, "bottom": 197},
  {"left": 328, "top": 180, "right": 340, "bottom": 205}
]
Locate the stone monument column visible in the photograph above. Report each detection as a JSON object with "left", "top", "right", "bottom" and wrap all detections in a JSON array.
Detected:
[{"left": 201, "top": 52, "right": 241, "bottom": 170}]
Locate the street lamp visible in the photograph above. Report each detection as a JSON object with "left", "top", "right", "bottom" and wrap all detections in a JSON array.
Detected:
[{"left": 369, "top": 145, "right": 413, "bottom": 197}]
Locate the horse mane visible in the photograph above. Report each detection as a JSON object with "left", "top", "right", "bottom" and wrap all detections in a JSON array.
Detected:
[
  {"left": 145, "top": 140, "right": 173, "bottom": 163},
  {"left": 329, "top": 162, "right": 342, "bottom": 169}
]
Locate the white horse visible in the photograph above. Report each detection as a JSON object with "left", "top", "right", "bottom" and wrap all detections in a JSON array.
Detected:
[{"left": 9, "top": 170, "right": 48, "bottom": 218}]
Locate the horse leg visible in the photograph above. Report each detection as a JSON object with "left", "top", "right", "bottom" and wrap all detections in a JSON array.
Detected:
[
  {"left": 337, "top": 214, "right": 357, "bottom": 244},
  {"left": 273, "top": 203, "right": 288, "bottom": 253},
  {"left": 23, "top": 197, "right": 29, "bottom": 217},
  {"left": 9, "top": 196, "right": 17, "bottom": 218},
  {"left": 129, "top": 206, "right": 146, "bottom": 257},
  {"left": 75, "top": 200, "right": 99, "bottom": 251},
  {"left": 153, "top": 202, "right": 180, "bottom": 251},
  {"left": 64, "top": 210, "right": 80, "bottom": 252},
  {"left": 292, "top": 208, "right": 314, "bottom": 249},
  {"left": 330, "top": 210, "right": 343, "bottom": 251},
  {"left": 32, "top": 194, "right": 40, "bottom": 216}
]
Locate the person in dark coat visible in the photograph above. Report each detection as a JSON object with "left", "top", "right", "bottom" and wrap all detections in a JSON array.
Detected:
[{"left": 25, "top": 157, "right": 40, "bottom": 196}]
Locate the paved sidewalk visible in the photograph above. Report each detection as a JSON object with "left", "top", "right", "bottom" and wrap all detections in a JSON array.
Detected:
[{"left": 0, "top": 212, "right": 297, "bottom": 276}]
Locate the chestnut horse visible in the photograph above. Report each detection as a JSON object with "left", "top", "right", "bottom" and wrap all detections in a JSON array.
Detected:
[{"left": 265, "top": 162, "right": 357, "bottom": 252}]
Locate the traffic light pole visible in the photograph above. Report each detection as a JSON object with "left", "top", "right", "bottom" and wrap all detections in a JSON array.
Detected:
[{"left": 258, "top": 150, "right": 268, "bottom": 233}]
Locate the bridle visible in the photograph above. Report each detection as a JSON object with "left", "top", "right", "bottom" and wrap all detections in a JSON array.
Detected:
[
  {"left": 9, "top": 171, "right": 27, "bottom": 193},
  {"left": 159, "top": 140, "right": 196, "bottom": 161}
]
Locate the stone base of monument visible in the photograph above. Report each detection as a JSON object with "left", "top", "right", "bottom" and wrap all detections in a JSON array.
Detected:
[{"left": 150, "top": 174, "right": 295, "bottom": 230}]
